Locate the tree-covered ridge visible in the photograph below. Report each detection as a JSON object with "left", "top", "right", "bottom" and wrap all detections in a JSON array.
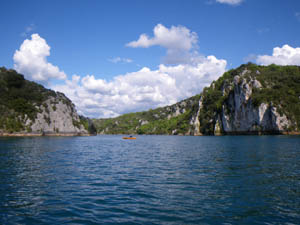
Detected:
[
  {"left": 0, "top": 67, "right": 90, "bottom": 134},
  {"left": 0, "top": 67, "right": 57, "bottom": 132},
  {"left": 199, "top": 63, "right": 300, "bottom": 134},
  {"left": 0, "top": 67, "right": 57, "bottom": 118},
  {"left": 251, "top": 64, "right": 300, "bottom": 131},
  {"left": 93, "top": 95, "right": 200, "bottom": 135}
]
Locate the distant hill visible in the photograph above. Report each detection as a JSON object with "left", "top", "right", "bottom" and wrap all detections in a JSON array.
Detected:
[
  {"left": 93, "top": 95, "right": 200, "bottom": 135},
  {"left": 93, "top": 63, "right": 300, "bottom": 135},
  {"left": 0, "top": 67, "right": 96, "bottom": 136}
]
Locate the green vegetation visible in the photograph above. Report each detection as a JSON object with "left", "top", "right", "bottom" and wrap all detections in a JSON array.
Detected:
[
  {"left": 137, "top": 109, "right": 192, "bottom": 135},
  {"left": 93, "top": 95, "right": 200, "bottom": 134},
  {"left": 0, "top": 67, "right": 56, "bottom": 132},
  {"left": 199, "top": 66, "right": 239, "bottom": 134},
  {"left": 72, "top": 119, "right": 82, "bottom": 129},
  {"left": 0, "top": 67, "right": 93, "bottom": 134},
  {"left": 198, "top": 63, "right": 300, "bottom": 133},
  {"left": 251, "top": 64, "right": 300, "bottom": 130},
  {"left": 79, "top": 116, "right": 97, "bottom": 134}
]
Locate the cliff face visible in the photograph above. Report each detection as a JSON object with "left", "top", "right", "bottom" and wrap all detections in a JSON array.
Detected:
[
  {"left": 219, "top": 73, "right": 290, "bottom": 134},
  {"left": 26, "top": 93, "right": 88, "bottom": 135},
  {"left": 94, "top": 63, "right": 300, "bottom": 135},
  {"left": 196, "top": 63, "right": 300, "bottom": 135},
  {"left": 188, "top": 96, "right": 202, "bottom": 135},
  {"left": 0, "top": 68, "right": 90, "bottom": 136}
]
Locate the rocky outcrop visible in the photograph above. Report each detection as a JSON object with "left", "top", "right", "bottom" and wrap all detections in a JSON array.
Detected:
[
  {"left": 0, "top": 68, "right": 90, "bottom": 136},
  {"left": 27, "top": 93, "right": 88, "bottom": 135},
  {"left": 188, "top": 96, "right": 203, "bottom": 135},
  {"left": 220, "top": 76, "right": 291, "bottom": 134},
  {"left": 193, "top": 65, "right": 297, "bottom": 135},
  {"left": 0, "top": 92, "right": 89, "bottom": 136}
]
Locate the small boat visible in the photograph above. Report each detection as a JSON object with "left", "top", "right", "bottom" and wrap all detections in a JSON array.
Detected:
[{"left": 122, "top": 136, "right": 136, "bottom": 140}]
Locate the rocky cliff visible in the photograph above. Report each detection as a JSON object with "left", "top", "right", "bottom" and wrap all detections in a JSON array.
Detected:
[
  {"left": 197, "top": 63, "right": 300, "bottom": 135},
  {"left": 25, "top": 93, "right": 89, "bottom": 135},
  {"left": 0, "top": 67, "right": 92, "bottom": 136},
  {"left": 94, "top": 63, "right": 300, "bottom": 135},
  {"left": 218, "top": 76, "right": 290, "bottom": 134}
]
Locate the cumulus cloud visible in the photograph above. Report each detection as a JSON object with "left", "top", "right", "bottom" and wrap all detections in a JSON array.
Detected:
[
  {"left": 52, "top": 24, "right": 227, "bottom": 118},
  {"left": 13, "top": 33, "right": 66, "bottom": 83},
  {"left": 108, "top": 57, "right": 133, "bottom": 63},
  {"left": 15, "top": 28, "right": 227, "bottom": 118},
  {"left": 126, "top": 24, "right": 197, "bottom": 51},
  {"left": 216, "top": 0, "right": 243, "bottom": 5},
  {"left": 127, "top": 24, "right": 198, "bottom": 64},
  {"left": 53, "top": 56, "right": 226, "bottom": 118},
  {"left": 256, "top": 44, "right": 300, "bottom": 66}
]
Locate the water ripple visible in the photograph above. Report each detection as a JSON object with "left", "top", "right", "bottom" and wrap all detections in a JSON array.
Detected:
[{"left": 0, "top": 135, "right": 300, "bottom": 224}]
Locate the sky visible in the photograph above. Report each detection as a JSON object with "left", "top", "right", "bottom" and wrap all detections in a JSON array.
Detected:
[{"left": 1, "top": 0, "right": 300, "bottom": 118}]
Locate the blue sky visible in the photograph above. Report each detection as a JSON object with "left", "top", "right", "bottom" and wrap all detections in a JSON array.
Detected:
[{"left": 1, "top": 0, "right": 300, "bottom": 117}]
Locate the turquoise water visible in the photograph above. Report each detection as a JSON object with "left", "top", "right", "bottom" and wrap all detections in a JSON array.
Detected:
[{"left": 0, "top": 135, "right": 300, "bottom": 224}]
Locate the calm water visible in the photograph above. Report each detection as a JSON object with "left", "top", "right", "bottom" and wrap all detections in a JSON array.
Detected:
[{"left": 0, "top": 135, "right": 300, "bottom": 224}]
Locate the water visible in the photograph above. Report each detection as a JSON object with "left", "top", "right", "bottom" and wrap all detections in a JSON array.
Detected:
[{"left": 0, "top": 135, "right": 300, "bottom": 224}]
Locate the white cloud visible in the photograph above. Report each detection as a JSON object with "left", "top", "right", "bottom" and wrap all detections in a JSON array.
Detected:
[
  {"left": 15, "top": 28, "right": 227, "bottom": 118},
  {"left": 108, "top": 57, "right": 133, "bottom": 63},
  {"left": 13, "top": 33, "right": 66, "bottom": 83},
  {"left": 53, "top": 56, "right": 226, "bottom": 118},
  {"left": 52, "top": 23, "right": 227, "bottom": 118},
  {"left": 256, "top": 44, "right": 300, "bottom": 66},
  {"left": 127, "top": 24, "right": 198, "bottom": 64},
  {"left": 216, "top": 0, "right": 243, "bottom": 5},
  {"left": 126, "top": 24, "right": 197, "bottom": 51}
]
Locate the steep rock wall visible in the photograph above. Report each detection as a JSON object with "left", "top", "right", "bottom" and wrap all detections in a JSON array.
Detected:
[
  {"left": 194, "top": 67, "right": 295, "bottom": 135},
  {"left": 220, "top": 72, "right": 291, "bottom": 134},
  {"left": 28, "top": 93, "right": 88, "bottom": 135}
]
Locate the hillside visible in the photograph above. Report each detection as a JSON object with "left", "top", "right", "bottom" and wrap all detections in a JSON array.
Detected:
[
  {"left": 93, "top": 95, "right": 200, "bottom": 135},
  {"left": 0, "top": 67, "right": 95, "bottom": 136},
  {"left": 94, "top": 63, "right": 300, "bottom": 135}
]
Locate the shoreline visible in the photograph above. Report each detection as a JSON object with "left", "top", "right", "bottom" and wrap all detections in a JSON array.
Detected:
[
  {"left": 1, "top": 132, "right": 299, "bottom": 137},
  {"left": 0, "top": 133, "right": 92, "bottom": 137},
  {"left": 96, "top": 132, "right": 300, "bottom": 136}
]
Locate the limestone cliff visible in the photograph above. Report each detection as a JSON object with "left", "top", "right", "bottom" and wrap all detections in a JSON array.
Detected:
[
  {"left": 219, "top": 74, "right": 291, "bottom": 134},
  {"left": 26, "top": 93, "right": 88, "bottom": 135},
  {"left": 0, "top": 68, "right": 90, "bottom": 136},
  {"left": 196, "top": 63, "right": 300, "bottom": 135}
]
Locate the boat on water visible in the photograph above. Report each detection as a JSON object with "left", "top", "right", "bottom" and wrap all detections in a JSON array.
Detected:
[{"left": 122, "top": 136, "right": 136, "bottom": 140}]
